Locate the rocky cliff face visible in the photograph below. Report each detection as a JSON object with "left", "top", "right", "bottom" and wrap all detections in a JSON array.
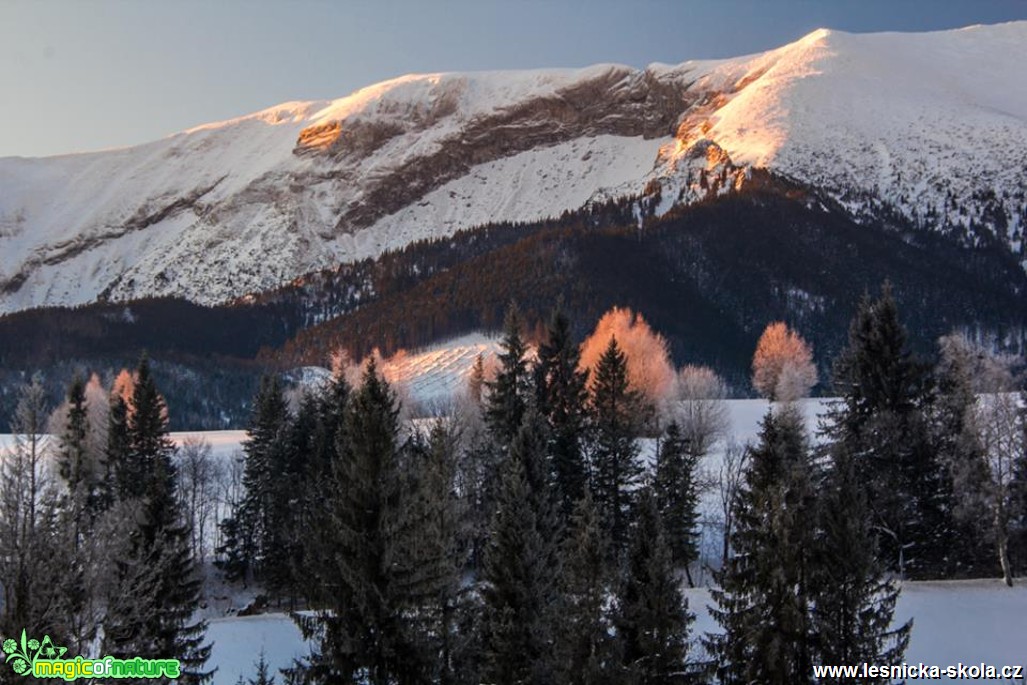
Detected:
[{"left": 1, "top": 22, "right": 1025, "bottom": 314}]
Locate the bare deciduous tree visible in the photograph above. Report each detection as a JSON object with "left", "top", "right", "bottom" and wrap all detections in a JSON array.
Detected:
[
  {"left": 675, "top": 365, "right": 730, "bottom": 455},
  {"left": 975, "top": 389, "right": 1025, "bottom": 587},
  {"left": 177, "top": 437, "right": 221, "bottom": 564},
  {"left": 717, "top": 438, "right": 748, "bottom": 567}
]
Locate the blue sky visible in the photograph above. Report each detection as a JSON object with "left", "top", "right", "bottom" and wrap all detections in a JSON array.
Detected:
[{"left": 2, "top": 0, "right": 1025, "bottom": 157}]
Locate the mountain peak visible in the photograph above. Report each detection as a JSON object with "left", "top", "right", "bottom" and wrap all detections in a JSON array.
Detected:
[{"left": 1, "top": 22, "right": 1024, "bottom": 314}]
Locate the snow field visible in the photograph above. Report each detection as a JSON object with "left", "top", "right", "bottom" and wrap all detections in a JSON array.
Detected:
[{"left": 207, "top": 581, "right": 1027, "bottom": 684}]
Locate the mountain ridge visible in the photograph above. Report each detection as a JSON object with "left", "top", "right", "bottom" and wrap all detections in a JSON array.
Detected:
[{"left": 1, "top": 22, "right": 1025, "bottom": 313}]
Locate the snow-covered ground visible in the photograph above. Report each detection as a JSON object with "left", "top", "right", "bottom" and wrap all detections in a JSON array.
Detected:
[
  {"left": 208, "top": 580, "right": 1027, "bottom": 684},
  {"left": 379, "top": 332, "right": 501, "bottom": 409}
]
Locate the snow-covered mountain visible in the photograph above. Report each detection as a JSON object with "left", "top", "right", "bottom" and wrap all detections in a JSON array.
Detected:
[{"left": 1, "top": 22, "right": 1025, "bottom": 314}]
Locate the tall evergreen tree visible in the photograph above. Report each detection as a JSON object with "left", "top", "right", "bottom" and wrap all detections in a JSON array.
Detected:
[
  {"left": 223, "top": 375, "right": 291, "bottom": 587},
  {"left": 54, "top": 376, "right": 104, "bottom": 654},
  {"left": 292, "top": 360, "right": 425, "bottom": 684},
  {"left": 535, "top": 306, "right": 590, "bottom": 515},
  {"left": 616, "top": 488, "right": 694, "bottom": 684},
  {"left": 828, "top": 284, "right": 954, "bottom": 577},
  {"left": 103, "top": 355, "right": 212, "bottom": 683},
  {"left": 402, "top": 419, "right": 467, "bottom": 685},
  {"left": 654, "top": 421, "right": 701, "bottom": 584},
  {"left": 708, "top": 408, "right": 816, "bottom": 685},
  {"left": 555, "top": 490, "right": 619, "bottom": 685},
  {"left": 485, "top": 303, "right": 531, "bottom": 449},
  {"left": 509, "top": 407, "right": 562, "bottom": 545},
  {"left": 481, "top": 452, "right": 560, "bottom": 685},
  {"left": 106, "top": 385, "right": 133, "bottom": 503},
  {"left": 810, "top": 447, "right": 911, "bottom": 680},
  {"left": 290, "top": 373, "right": 350, "bottom": 598},
  {"left": 57, "top": 377, "right": 90, "bottom": 508},
  {"left": 589, "top": 336, "right": 643, "bottom": 560}
]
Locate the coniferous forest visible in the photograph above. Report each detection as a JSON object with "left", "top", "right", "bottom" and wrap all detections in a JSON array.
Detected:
[
  {"left": 3, "top": 283, "right": 1024, "bottom": 684},
  {"left": 1, "top": 176, "right": 1024, "bottom": 434}
]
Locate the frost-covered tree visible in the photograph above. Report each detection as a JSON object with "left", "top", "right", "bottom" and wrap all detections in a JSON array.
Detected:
[
  {"left": 975, "top": 388, "right": 1026, "bottom": 586},
  {"left": 674, "top": 365, "right": 728, "bottom": 458},
  {"left": 0, "top": 378, "right": 71, "bottom": 647},
  {"left": 579, "top": 307, "right": 676, "bottom": 416},
  {"left": 751, "top": 321, "right": 817, "bottom": 402},
  {"left": 468, "top": 352, "right": 486, "bottom": 407}
]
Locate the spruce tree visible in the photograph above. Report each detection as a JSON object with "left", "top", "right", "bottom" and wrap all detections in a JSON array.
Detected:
[
  {"left": 481, "top": 452, "right": 560, "bottom": 685},
  {"left": 402, "top": 419, "right": 467, "bottom": 685},
  {"left": 54, "top": 376, "right": 103, "bottom": 653},
  {"left": 828, "top": 284, "right": 953, "bottom": 578},
  {"left": 708, "top": 408, "right": 816, "bottom": 685},
  {"left": 589, "top": 336, "right": 643, "bottom": 561},
  {"left": 616, "top": 487, "right": 694, "bottom": 684},
  {"left": 810, "top": 448, "right": 911, "bottom": 680},
  {"left": 227, "top": 375, "right": 290, "bottom": 588},
  {"left": 485, "top": 303, "right": 531, "bottom": 449},
  {"left": 103, "top": 355, "right": 212, "bottom": 683},
  {"left": 291, "top": 373, "right": 350, "bottom": 593},
  {"left": 554, "top": 490, "right": 619, "bottom": 685},
  {"left": 57, "top": 377, "right": 91, "bottom": 510},
  {"left": 535, "top": 306, "right": 590, "bottom": 515},
  {"left": 654, "top": 421, "right": 701, "bottom": 583},
  {"left": 293, "top": 360, "right": 424, "bottom": 684},
  {"left": 107, "top": 388, "right": 135, "bottom": 502},
  {"left": 509, "top": 407, "right": 562, "bottom": 544},
  {"left": 271, "top": 389, "right": 318, "bottom": 603}
]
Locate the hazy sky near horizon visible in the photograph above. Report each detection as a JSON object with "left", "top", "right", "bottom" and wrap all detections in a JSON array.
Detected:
[{"left": 2, "top": 0, "right": 1025, "bottom": 158}]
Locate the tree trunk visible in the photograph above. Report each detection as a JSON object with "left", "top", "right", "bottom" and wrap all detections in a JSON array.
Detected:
[{"left": 997, "top": 526, "right": 1013, "bottom": 587}]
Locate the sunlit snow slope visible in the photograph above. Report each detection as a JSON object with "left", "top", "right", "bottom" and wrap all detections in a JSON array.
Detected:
[{"left": 1, "top": 22, "right": 1024, "bottom": 313}]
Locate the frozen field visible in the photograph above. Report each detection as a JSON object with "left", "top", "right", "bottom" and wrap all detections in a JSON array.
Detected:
[{"left": 207, "top": 580, "right": 1027, "bottom": 684}]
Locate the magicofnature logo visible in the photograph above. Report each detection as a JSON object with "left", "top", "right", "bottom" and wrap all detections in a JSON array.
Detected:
[{"left": 2, "top": 630, "right": 180, "bottom": 680}]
